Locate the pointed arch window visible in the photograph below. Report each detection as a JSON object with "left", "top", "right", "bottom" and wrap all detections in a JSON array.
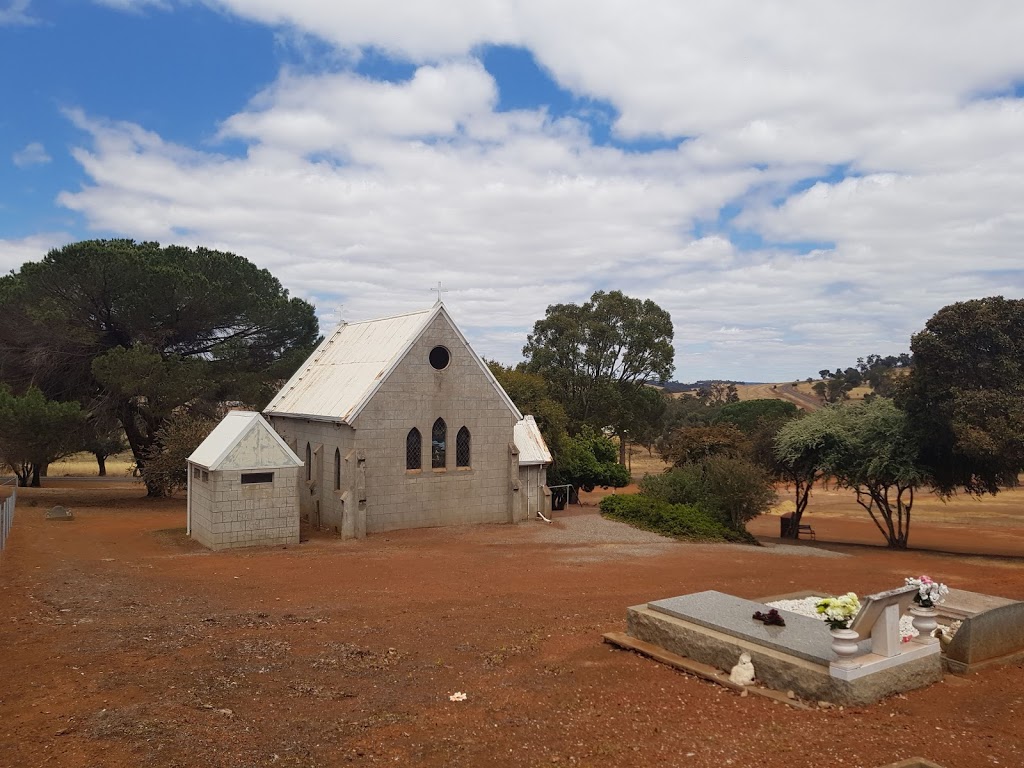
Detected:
[
  {"left": 305, "top": 443, "right": 312, "bottom": 481},
  {"left": 334, "top": 448, "right": 342, "bottom": 490},
  {"left": 431, "top": 418, "right": 447, "bottom": 469},
  {"left": 406, "top": 428, "right": 422, "bottom": 470},
  {"left": 456, "top": 427, "right": 471, "bottom": 467}
]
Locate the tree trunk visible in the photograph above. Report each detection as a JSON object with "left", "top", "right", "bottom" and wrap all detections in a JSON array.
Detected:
[
  {"left": 93, "top": 451, "right": 107, "bottom": 476},
  {"left": 618, "top": 433, "right": 627, "bottom": 465},
  {"left": 30, "top": 464, "right": 41, "bottom": 487},
  {"left": 118, "top": 405, "right": 166, "bottom": 497}
]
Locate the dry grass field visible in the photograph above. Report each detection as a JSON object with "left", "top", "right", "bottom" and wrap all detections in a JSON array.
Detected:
[{"left": 48, "top": 451, "right": 136, "bottom": 477}]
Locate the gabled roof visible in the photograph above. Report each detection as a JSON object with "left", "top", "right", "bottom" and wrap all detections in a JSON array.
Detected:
[
  {"left": 514, "top": 415, "right": 552, "bottom": 466},
  {"left": 188, "top": 411, "right": 303, "bottom": 471},
  {"left": 264, "top": 303, "right": 523, "bottom": 424}
]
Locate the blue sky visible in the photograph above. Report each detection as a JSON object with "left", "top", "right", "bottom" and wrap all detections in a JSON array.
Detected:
[{"left": 4, "top": 1, "right": 1024, "bottom": 381}]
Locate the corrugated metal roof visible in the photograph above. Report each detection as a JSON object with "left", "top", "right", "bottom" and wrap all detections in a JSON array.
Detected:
[
  {"left": 264, "top": 303, "right": 522, "bottom": 424},
  {"left": 514, "top": 415, "right": 552, "bottom": 465},
  {"left": 188, "top": 411, "right": 303, "bottom": 470}
]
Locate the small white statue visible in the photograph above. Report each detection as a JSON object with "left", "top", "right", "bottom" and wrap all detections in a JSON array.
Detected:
[{"left": 729, "top": 652, "right": 756, "bottom": 686}]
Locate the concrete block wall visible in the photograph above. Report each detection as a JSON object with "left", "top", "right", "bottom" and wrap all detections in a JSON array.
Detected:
[
  {"left": 267, "top": 418, "right": 355, "bottom": 533},
  {"left": 269, "top": 311, "right": 518, "bottom": 538},
  {"left": 189, "top": 465, "right": 300, "bottom": 550},
  {"left": 354, "top": 312, "right": 516, "bottom": 534}
]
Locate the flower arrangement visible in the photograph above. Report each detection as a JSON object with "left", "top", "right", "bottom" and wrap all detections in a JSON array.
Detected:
[
  {"left": 905, "top": 575, "right": 949, "bottom": 608},
  {"left": 816, "top": 592, "right": 861, "bottom": 630}
]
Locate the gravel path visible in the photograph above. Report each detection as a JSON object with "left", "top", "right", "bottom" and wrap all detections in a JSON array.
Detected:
[{"left": 516, "top": 513, "right": 849, "bottom": 561}]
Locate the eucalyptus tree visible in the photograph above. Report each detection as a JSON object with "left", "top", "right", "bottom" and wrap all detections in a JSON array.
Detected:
[{"left": 523, "top": 290, "right": 674, "bottom": 463}]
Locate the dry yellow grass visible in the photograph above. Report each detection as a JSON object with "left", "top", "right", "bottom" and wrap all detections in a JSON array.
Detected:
[
  {"left": 626, "top": 444, "right": 671, "bottom": 480},
  {"left": 48, "top": 451, "right": 136, "bottom": 477},
  {"left": 770, "top": 480, "right": 1024, "bottom": 529}
]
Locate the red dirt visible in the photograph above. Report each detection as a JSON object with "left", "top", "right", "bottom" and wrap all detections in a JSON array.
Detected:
[{"left": 1, "top": 482, "right": 1023, "bottom": 768}]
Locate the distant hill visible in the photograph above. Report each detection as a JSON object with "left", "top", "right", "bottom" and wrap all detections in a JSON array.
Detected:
[{"left": 656, "top": 379, "right": 762, "bottom": 394}]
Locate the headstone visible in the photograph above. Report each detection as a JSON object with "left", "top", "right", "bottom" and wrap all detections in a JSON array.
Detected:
[
  {"left": 847, "top": 585, "right": 918, "bottom": 658},
  {"left": 45, "top": 505, "right": 73, "bottom": 521}
]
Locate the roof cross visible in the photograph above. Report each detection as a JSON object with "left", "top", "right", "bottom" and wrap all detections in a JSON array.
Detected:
[{"left": 430, "top": 281, "right": 448, "bottom": 304}]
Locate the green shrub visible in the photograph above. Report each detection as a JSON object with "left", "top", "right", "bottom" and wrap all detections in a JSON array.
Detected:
[
  {"left": 599, "top": 494, "right": 756, "bottom": 544},
  {"left": 639, "top": 464, "right": 704, "bottom": 505}
]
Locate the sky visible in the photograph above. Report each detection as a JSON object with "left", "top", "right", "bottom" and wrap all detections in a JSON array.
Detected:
[{"left": 3, "top": 1, "right": 1024, "bottom": 382}]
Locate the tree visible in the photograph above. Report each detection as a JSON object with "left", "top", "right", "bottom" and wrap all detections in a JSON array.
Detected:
[
  {"left": 773, "top": 411, "right": 835, "bottom": 538},
  {"left": 141, "top": 413, "right": 218, "bottom": 496},
  {"left": 549, "top": 426, "right": 630, "bottom": 495},
  {"left": 778, "top": 400, "right": 928, "bottom": 548},
  {"left": 0, "top": 240, "right": 320, "bottom": 495},
  {"left": 899, "top": 297, "right": 1024, "bottom": 496},
  {"left": 81, "top": 418, "right": 128, "bottom": 477},
  {"left": 661, "top": 424, "right": 748, "bottom": 467},
  {"left": 523, "top": 290, "right": 674, "bottom": 463},
  {"left": 615, "top": 385, "right": 668, "bottom": 461},
  {"left": 486, "top": 362, "right": 569, "bottom": 455},
  {"left": 715, "top": 399, "right": 798, "bottom": 434},
  {"left": 812, "top": 369, "right": 855, "bottom": 403},
  {"left": 0, "top": 386, "right": 86, "bottom": 486},
  {"left": 697, "top": 381, "right": 739, "bottom": 405}
]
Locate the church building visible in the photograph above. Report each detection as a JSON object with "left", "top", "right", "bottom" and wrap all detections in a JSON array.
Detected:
[{"left": 254, "top": 302, "right": 551, "bottom": 540}]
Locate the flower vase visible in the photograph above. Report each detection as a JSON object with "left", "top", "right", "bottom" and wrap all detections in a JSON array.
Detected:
[
  {"left": 829, "top": 627, "right": 860, "bottom": 661},
  {"left": 910, "top": 605, "right": 939, "bottom": 644}
]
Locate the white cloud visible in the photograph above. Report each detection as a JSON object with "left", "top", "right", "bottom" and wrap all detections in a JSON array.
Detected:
[
  {"left": 0, "top": 0, "right": 34, "bottom": 25},
  {"left": 56, "top": 1, "right": 1024, "bottom": 380},
  {"left": 12, "top": 141, "right": 52, "bottom": 167},
  {"left": 0, "top": 233, "right": 69, "bottom": 273}
]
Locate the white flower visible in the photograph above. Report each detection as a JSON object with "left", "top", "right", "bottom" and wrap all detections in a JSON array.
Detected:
[{"left": 449, "top": 692, "right": 467, "bottom": 702}]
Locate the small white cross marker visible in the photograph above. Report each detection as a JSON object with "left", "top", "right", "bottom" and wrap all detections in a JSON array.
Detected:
[{"left": 430, "top": 281, "right": 448, "bottom": 303}]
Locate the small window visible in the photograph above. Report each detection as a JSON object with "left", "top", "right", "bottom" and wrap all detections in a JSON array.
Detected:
[
  {"left": 456, "top": 427, "right": 471, "bottom": 467},
  {"left": 334, "top": 448, "right": 341, "bottom": 490},
  {"left": 305, "top": 443, "right": 312, "bottom": 481},
  {"left": 406, "top": 428, "right": 422, "bottom": 470},
  {"left": 241, "top": 472, "right": 274, "bottom": 484},
  {"left": 202, "top": 470, "right": 209, "bottom": 482},
  {"left": 192, "top": 466, "right": 200, "bottom": 479},
  {"left": 432, "top": 418, "right": 447, "bottom": 468},
  {"left": 429, "top": 346, "right": 450, "bottom": 370}
]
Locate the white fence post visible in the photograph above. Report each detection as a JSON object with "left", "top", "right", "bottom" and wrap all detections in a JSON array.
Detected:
[{"left": 0, "top": 478, "right": 16, "bottom": 553}]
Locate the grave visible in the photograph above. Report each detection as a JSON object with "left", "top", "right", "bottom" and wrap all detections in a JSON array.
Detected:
[
  {"left": 625, "top": 588, "right": 942, "bottom": 705},
  {"left": 45, "top": 506, "right": 73, "bottom": 521},
  {"left": 762, "top": 587, "right": 1024, "bottom": 675},
  {"left": 936, "top": 588, "right": 1024, "bottom": 673}
]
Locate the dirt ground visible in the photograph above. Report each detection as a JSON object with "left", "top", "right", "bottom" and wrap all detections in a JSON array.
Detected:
[{"left": 1, "top": 480, "right": 1022, "bottom": 768}]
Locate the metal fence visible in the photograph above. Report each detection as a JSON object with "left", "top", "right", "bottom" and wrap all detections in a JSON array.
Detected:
[{"left": 1, "top": 479, "right": 16, "bottom": 552}]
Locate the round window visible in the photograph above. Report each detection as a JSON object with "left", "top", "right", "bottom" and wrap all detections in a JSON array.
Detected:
[{"left": 429, "top": 346, "right": 451, "bottom": 370}]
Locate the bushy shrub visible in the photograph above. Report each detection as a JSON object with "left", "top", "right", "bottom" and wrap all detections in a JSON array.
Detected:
[
  {"left": 599, "top": 494, "right": 756, "bottom": 544},
  {"left": 638, "top": 464, "right": 704, "bottom": 505},
  {"left": 639, "top": 457, "right": 776, "bottom": 531},
  {"left": 698, "top": 456, "right": 777, "bottom": 529}
]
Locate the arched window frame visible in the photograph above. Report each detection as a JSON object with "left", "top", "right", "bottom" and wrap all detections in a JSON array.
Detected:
[
  {"left": 305, "top": 443, "right": 312, "bottom": 481},
  {"left": 431, "top": 418, "right": 447, "bottom": 469},
  {"left": 456, "top": 426, "right": 471, "bottom": 468},
  {"left": 406, "top": 428, "right": 422, "bottom": 471},
  {"left": 334, "top": 448, "right": 342, "bottom": 490}
]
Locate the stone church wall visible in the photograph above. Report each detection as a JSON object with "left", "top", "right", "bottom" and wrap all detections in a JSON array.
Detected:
[{"left": 268, "top": 312, "right": 518, "bottom": 538}]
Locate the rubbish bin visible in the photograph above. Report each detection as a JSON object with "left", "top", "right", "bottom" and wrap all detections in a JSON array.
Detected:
[
  {"left": 551, "top": 487, "right": 567, "bottom": 511},
  {"left": 780, "top": 513, "right": 793, "bottom": 537}
]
